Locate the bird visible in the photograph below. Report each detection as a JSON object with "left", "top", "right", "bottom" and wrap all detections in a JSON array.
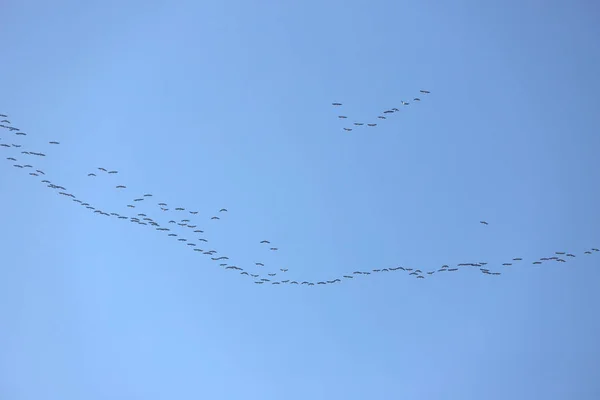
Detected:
[
  {"left": 420, "top": 90, "right": 430, "bottom": 94},
  {"left": 49, "top": 141, "right": 60, "bottom": 144},
  {"left": 480, "top": 221, "right": 489, "bottom": 225},
  {"left": 255, "top": 263, "right": 264, "bottom": 266},
  {"left": 343, "top": 128, "right": 353, "bottom": 131},
  {"left": 280, "top": 268, "right": 288, "bottom": 272},
  {"left": 116, "top": 185, "right": 126, "bottom": 189},
  {"left": 98, "top": 167, "right": 107, "bottom": 172},
  {"left": 332, "top": 102, "right": 342, "bottom": 106},
  {"left": 88, "top": 173, "right": 96, "bottom": 177},
  {"left": 338, "top": 116, "right": 347, "bottom": 119},
  {"left": 413, "top": 98, "right": 421, "bottom": 101},
  {"left": 108, "top": 170, "right": 118, "bottom": 174},
  {"left": 260, "top": 240, "right": 270, "bottom": 244},
  {"left": 367, "top": 123, "right": 377, "bottom": 127},
  {"left": 211, "top": 216, "right": 220, "bottom": 220},
  {"left": 219, "top": 208, "right": 227, "bottom": 212},
  {"left": 270, "top": 247, "right": 278, "bottom": 251}
]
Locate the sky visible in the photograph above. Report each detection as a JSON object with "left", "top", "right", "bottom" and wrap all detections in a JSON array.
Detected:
[{"left": 1, "top": 0, "right": 600, "bottom": 399}]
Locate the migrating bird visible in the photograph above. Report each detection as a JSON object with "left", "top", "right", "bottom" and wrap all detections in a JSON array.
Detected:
[
  {"left": 343, "top": 128, "right": 352, "bottom": 131},
  {"left": 116, "top": 185, "right": 126, "bottom": 189},
  {"left": 219, "top": 208, "right": 227, "bottom": 212},
  {"left": 108, "top": 170, "right": 118, "bottom": 174},
  {"left": 98, "top": 167, "right": 107, "bottom": 172},
  {"left": 367, "top": 123, "right": 377, "bottom": 127},
  {"left": 332, "top": 102, "right": 342, "bottom": 106},
  {"left": 211, "top": 216, "right": 220, "bottom": 220},
  {"left": 88, "top": 173, "right": 96, "bottom": 177},
  {"left": 480, "top": 221, "right": 489, "bottom": 225},
  {"left": 270, "top": 247, "right": 278, "bottom": 251},
  {"left": 49, "top": 141, "right": 60, "bottom": 144},
  {"left": 420, "top": 90, "right": 430, "bottom": 94},
  {"left": 260, "top": 240, "right": 270, "bottom": 244}
]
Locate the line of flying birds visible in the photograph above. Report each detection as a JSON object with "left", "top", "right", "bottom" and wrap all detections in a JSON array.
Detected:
[
  {"left": 332, "top": 90, "right": 431, "bottom": 132},
  {"left": 2, "top": 105, "right": 599, "bottom": 286}
]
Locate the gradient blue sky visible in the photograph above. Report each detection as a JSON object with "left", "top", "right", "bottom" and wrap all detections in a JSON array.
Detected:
[{"left": 1, "top": 1, "right": 600, "bottom": 399}]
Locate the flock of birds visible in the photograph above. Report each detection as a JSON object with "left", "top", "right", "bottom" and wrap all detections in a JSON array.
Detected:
[
  {"left": 2, "top": 94, "right": 599, "bottom": 286},
  {"left": 332, "top": 90, "right": 431, "bottom": 132}
]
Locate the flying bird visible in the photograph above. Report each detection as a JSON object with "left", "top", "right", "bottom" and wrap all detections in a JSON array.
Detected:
[
  {"left": 332, "top": 103, "right": 342, "bottom": 106},
  {"left": 480, "top": 221, "right": 489, "bottom": 225},
  {"left": 420, "top": 90, "right": 430, "bottom": 94}
]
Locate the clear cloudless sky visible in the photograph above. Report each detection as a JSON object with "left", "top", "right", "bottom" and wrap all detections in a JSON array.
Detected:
[{"left": 1, "top": 0, "right": 600, "bottom": 399}]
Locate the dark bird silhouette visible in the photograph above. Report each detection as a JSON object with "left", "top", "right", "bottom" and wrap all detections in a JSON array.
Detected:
[
  {"left": 332, "top": 103, "right": 342, "bottom": 106},
  {"left": 211, "top": 216, "right": 220, "bottom": 220},
  {"left": 420, "top": 90, "right": 430, "bottom": 94},
  {"left": 480, "top": 221, "right": 489, "bottom": 225},
  {"left": 260, "top": 240, "right": 270, "bottom": 244},
  {"left": 49, "top": 141, "right": 60, "bottom": 144},
  {"left": 219, "top": 208, "right": 227, "bottom": 212}
]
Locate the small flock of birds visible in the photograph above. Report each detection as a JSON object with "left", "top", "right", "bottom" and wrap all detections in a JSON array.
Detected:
[
  {"left": 2, "top": 103, "right": 599, "bottom": 286},
  {"left": 332, "top": 90, "right": 431, "bottom": 132}
]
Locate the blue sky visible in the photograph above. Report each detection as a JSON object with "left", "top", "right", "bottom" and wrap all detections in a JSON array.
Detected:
[{"left": 1, "top": 0, "right": 600, "bottom": 399}]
